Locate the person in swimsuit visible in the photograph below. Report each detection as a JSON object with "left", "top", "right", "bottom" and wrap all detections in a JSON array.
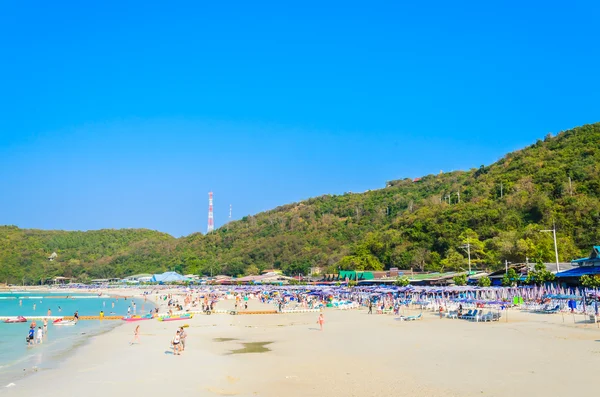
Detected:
[
  {"left": 131, "top": 325, "right": 140, "bottom": 345},
  {"left": 179, "top": 327, "right": 187, "bottom": 351},
  {"left": 172, "top": 330, "right": 181, "bottom": 355},
  {"left": 43, "top": 319, "right": 48, "bottom": 336},
  {"left": 317, "top": 313, "right": 325, "bottom": 331}
]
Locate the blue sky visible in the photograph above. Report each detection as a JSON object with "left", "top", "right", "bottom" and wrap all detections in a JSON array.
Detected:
[{"left": 1, "top": 1, "right": 599, "bottom": 237}]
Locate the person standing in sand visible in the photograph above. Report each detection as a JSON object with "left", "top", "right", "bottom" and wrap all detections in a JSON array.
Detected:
[
  {"left": 317, "top": 313, "right": 325, "bottom": 331},
  {"left": 172, "top": 330, "right": 181, "bottom": 355},
  {"left": 179, "top": 327, "right": 187, "bottom": 351},
  {"left": 130, "top": 325, "right": 140, "bottom": 345}
]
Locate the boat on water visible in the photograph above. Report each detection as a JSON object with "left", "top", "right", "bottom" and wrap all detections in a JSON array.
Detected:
[
  {"left": 157, "top": 314, "right": 193, "bottom": 322},
  {"left": 4, "top": 316, "right": 27, "bottom": 323},
  {"left": 53, "top": 319, "right": 76, "bottom": 326},
  {"left": 122, "top": 314, "right": 154, "bottom": 322}
]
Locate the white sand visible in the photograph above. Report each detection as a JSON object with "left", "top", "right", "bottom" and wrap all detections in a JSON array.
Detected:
[{"left": 5, "top": 299, "right": 600, "bottom": 397}]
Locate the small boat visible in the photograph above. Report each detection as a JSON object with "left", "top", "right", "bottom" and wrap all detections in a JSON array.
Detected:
[
  {"left": 4, "top": 316, "right": 27, "bottom": 323},
  {"left": 158, "top": 314, "right": 193, "bottom": 322},
  {"left": 122, "top": 314, "right": 153, "bottom": 322},
  {"left": 54, "top": 320, "right": 76, "bottom": 326}
]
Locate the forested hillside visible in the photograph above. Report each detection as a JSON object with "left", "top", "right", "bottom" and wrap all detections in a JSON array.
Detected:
[{"left": 2, "top": 123, "right": 599, "bottom": 283}]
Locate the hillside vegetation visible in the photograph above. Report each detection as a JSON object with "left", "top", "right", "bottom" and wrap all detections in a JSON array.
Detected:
[{"left": 1, "top": 123, "right": 599, "bottom": 283}]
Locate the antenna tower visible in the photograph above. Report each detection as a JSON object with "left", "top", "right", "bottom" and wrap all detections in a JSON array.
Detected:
[{"left": 207, "top": 192, "right": 214, "bottom": 233}]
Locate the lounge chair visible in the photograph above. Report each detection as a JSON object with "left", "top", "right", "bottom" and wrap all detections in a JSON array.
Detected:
[
  {"left": 460, "top": 309, "right": 474, "bottom": 319},
  {"left": 463, "top": 309, "right": 479, "bottom": 320},
  {"left": 398, "top": 313, "right": 422, "bottom": 321},
  {"left": 540, "top": 305, "right": 560, "bottom": 314}
]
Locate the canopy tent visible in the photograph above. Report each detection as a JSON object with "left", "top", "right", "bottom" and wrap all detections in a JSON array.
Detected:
[{"left": 150, "top": 272, "right": 189, "bottom": 283}]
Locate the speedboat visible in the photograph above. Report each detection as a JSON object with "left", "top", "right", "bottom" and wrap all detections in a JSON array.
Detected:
[
  {"left": 4, "top": 316, "right": 27, "bottom": 323},
  {"left": 53, "top": 320, "right": 76, "bottom": 326}
]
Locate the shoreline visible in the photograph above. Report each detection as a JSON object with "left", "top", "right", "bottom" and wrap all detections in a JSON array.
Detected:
[
  {"left": 4, "top": 298, "right": 600, "bottom": 397},
  {"left": 0, "top": 290, "right": 158, "bottom": 390}
]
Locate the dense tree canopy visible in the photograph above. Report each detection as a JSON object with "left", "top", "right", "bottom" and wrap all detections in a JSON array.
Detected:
[{"left": 1, "top": 123, "right": 599, "bottom": 284}]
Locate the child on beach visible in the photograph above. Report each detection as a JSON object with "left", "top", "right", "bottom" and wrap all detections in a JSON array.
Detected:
[
  {"left": 36, "top": 327, "right": 43, "bottom": 344},
  {"left": 27, "top": 328, "right": 35, "bottom": 346},
  {"left": 317, "top": 313, "right": 325, "bottom": 331}
]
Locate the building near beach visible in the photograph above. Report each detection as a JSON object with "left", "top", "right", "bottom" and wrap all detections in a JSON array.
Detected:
[
  {"left": 150, "top": 272, "right": 189, "bottom": 283},
  {"left": 555, "top": 246, "right": 600, "bottom": 285}
]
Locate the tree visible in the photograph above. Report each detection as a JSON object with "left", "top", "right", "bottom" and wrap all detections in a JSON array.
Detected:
[
  {"left": 580, "top": 275, "right": 600, "bottom": 288},
  {"left": 478, "top": 276, "right": 491, "bottom": 287},
  {"left": 338, "top": 254, "right": 383, "bottom": 271},
  {"left": 453, "top": 274, "right": 467, "bottom": 286},
  {"left": 244, "top": 265, "right": 260, "bottom": 276},
  {"left": 525, "top": 262, "right": 555, "bottom": 285},
  {"left": 394, "top": 276, "right": 410, "bottom": 287},
  {"left": 502, "top": 268, "right": 520, "bottom": 287},
  {"left": 441, "top": 249, "right": 465, "bottom": 271}
]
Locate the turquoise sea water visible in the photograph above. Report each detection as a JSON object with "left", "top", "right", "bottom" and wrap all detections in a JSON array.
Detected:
[{"left": 0, "top": 292, "right": 152, "bottom": 387}]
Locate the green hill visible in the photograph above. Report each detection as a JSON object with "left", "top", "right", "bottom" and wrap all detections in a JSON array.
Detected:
[{"left": 2, "top": 123, "right": 599, "bottom": 283}]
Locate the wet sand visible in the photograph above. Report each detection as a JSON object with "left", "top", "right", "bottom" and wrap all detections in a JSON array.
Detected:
[{"left": 4, "top": 299, "right": 600, "bottom": 397}]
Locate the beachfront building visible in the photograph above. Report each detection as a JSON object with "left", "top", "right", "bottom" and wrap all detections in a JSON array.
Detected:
[
  {"left": 555, "top": 246, "right": 600, "bottom": 285},
  {"left": 123, "top": 274, "right": 153, "bottom": 283},
  {"left": 150, "top": 272, "right": 189, "bottom": 283},
  {"left": 235, "top": 272, "right": 295, "bottom": 285},
  {"left": 50, "top": 276, "right": 72, "bottom": 285}
]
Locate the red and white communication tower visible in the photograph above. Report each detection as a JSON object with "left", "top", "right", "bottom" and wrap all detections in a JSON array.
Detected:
[{"left": 207, "top": 192, "right": 214, "bottom": 233}]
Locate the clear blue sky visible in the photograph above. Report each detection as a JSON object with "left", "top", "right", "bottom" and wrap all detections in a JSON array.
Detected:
[{"left": 1, "top": 1, "right": 599, "bottom": 237}]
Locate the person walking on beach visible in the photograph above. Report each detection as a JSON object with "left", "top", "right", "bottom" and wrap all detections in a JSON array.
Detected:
[
  {"left": 317, "top": 313, "right": 325, "bottom": 331},
  {"left": 439, "top": 305, "right": 444, "bottom": 319},
  {"left": 27, "top": 327, "right": 35, "bottom": 346},
  {"left": 179, "top": 327, "right": 187, "bottom": 351},
  {"left": 131, "top": 325, "right": 140, "bottom": 345},
  {"left": 43, "top": 319, "right": 48, "bottom": 336},
  {"left": 368, "top": 300, "right": 373, "bottom": 314},
  {"left": 172, "top": 330, "right": 182, "bottom": 355},
  {"left": 36, "top": 327, "right": 43, "bottom": 344}
]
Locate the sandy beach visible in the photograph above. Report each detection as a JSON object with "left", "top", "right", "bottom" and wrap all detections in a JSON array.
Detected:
[{"left": 3, "top": 294, "right": 600, "bottom": 397}]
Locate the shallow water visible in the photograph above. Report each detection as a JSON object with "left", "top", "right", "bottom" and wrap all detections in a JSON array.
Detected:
[{"left": 0, "top": 291, "right": 152, "bottom": 386}]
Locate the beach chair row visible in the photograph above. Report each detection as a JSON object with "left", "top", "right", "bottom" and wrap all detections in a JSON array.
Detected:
[{"left": 446, "top": 309, "right": 501, "bottom": 322}]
